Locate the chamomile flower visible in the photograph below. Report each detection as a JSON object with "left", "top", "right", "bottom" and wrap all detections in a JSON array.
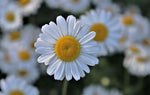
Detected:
[
  {"left": 35, "top": 15, "right": 99, "bottom": 81},
  {"left": 19, "top": 24, "right": 41, "bottom": 50},
  {"left": 9, "top": 42, "right": 37, "bottom": 67},
  {"left": 80, "top": 9, "right": 122, "bottom": 56},
  {"left": 125, "top": 5, "right": 141, "bottom": 15},
  {"left": 82, "top": 85, "right": 108, "bottom": 95},
  {"left": 16, "top": 0, "right": 43, "bottom": 16},
  {"left": 123, "top": 48, "right": 150, "bottom": 76},
  {"left": 1, "top": 24, "right": 40, "bottom": 50},
  {"left": 0, "top": 3, "right": 23, "bottom": 31},
  {"left": 62, "top": 0, "right": 90, "bottom": 14},
  {"left": 9, "top": 65, "right": 39, "bottom": 83},
  {"left": 97, "top": 2, "right": 121, "bottom": 16},
  {"left": 109, "top": 89, "right": 123, "bottom": 95},
  {"left": 120, "top": 13, "right": 149, "bottom": 42},
  {"left": 92, "top": 0, "right": 112, "bottom": 7},
  {"left": 0, "top": 76, "right": 39, "bottom": 95},
  {"left": 45, "top": 0, "right": 63, "bottom": 9},
  {"left": 0, "top": 49, "right": 15, "bottom": 74}
]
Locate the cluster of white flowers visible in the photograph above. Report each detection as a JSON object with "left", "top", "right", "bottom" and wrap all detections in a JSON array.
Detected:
[
  {"left": 0, "top": 0, "right": 150, "bottom": 95},
  {"left": 82, "top": 85, "right": 123, "bottom": 95}
]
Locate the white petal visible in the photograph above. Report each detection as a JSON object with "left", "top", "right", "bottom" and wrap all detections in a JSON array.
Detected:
[
  {"left": 81, "top": 46, "right": 99, "bottom": 55},
  {"left": 76, "top": 59, "right": 90, "bottom": 73},
  {"left": 65, "top": 63, "right": 72, "bottom": 80},
  {"left": 36, "top": 47, "right": 54, "bottom": 54},
  {"left": 81, "top": 41, "right": 98, "bottom": 48},
  {"left": 38, "top": 53, "right": 55, "bottom": 63},
  {"left": 72, "top": 21, "right": 81, "bottom": 37},
  {"left": 39, "top": 33, "right": 56, "bottom": 44},
  {"left": 79, "top": 32, "right": 96, "bottom": 45},
  {"left": 47, "top": 59, "right": 62, "bottom": 75},
  {"left": 76, "top": 25, "right": 90, "bottom": 40},
  {"left": 79, "top": 54, "right": 99, "bottom": 66},
  {"left": 67, "top": 15, "right": 76, "bottom": 36},
  {"left": 56, "top": 16, "right": 67, "bottom": 36},
  {"left": 70, "top": 62, "right": 80, "bottom": 81},
  {"left": 54, "top": 62, "right": 65, "bottom": 80}
]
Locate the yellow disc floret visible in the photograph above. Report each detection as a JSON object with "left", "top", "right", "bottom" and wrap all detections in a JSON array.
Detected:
[
  {"left": 18, "top": 50, "right": 30, "bottom": 61},
  {"left": 55, "top": 36, "right": 80, "bottom": 62},
  {"left": 129, "top": 46, "right": 139, "bottom": 53},
  {"left": 18, "top": 0, "right": 30, "bottom": 6},
  {"left": 90, "top": 23, "right": 108, "bottom": 42},
  {"left": 72, "top": 0, "right": 79, "bottom": 2},
  {"left": 122, "top": 16, "right": 134, "bottom": 26},
  {"left": 137, "top": 56, "right": 148, "bottom": 62},
  {"left": 9, "top": 90, "right": 24, "bottom": 95},
  {"left": 5, "top": 12, "right": 15, "bottom": 22},
  {"left": 18, "top": 70, "right": 28, "bottom": 76},
  {"left": 9, "top": 31, "right": 21, "bottom": 40}
]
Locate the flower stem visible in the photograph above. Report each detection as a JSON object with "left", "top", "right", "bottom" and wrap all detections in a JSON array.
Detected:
[{"left": 62, "top": 79, "right": 68, "bottom": 95}]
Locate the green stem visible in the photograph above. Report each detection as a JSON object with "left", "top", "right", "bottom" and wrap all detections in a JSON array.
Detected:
[{"left": 62, "top": 79, "right": 68, "bottom": 95}]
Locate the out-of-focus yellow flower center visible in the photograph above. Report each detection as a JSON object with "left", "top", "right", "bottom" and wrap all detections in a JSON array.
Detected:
[
  {"left": 5, "top": 12, "right": 15, "bottom": 22},
  {"left": 18, "top": 70, "right": 28, "bottom": 76},
  {"left": 137, "top": 57, "right": 148, "bottom": 62},
  {"left": 119, "top": 35, "right": 126, "bottom": 43},
  {"left": 143, "top": 39, "right": 150, "bottom": 45},
  {"left": 55, "top": 36, "right": 80, "bottom": 62},
  {"left": 18, "top": 0, "right": 30, "bottom": 6},
  {"left": 30, "top": 41, "right": 35, "bottom": 49},
  {"left": 9, "top": 90, "right": 24, "bottom": 95},
  {"left": 122, "top": 16, "right": 134, "bottom": 26},
  {"left": 4, "top": 53, "right": 10, "bottom": 62},
  {"left": 90, "top": 23, "right": 108, "bottom": 42},
  {"left": 129, "top": 46, "right": 139, "bottom": 53},
  {"left": 9, "top": 31, "right": 21, "bottom": 40},
  {"left": 93, "top": 92, "right": 99, "bottom": 95},
  {"left": 72, "top": 0, "right": 79, "bottom": 2},
  {"left": 18, "top": 50, "right": 30, "bottom": 61}
]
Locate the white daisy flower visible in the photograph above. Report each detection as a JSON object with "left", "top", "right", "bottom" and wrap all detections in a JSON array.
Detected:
[
  {"left": 125, "top": 5, "right": 141, "bottom": 15},
  {"left": 45, "top": 0, "right": 63, "bottom": 9},
  {"left": 82, "top": 85, "right": 109, "bottom": 95},
  {"left": 35, "top": 15, "right": 99, "bottom": 81},
  {"left": 0, "top": 3, "right": 23, "bottom": 31},
  {"left": 92, "top": 0, "right": 112, "bottom": 7},
  {"left": 97, "top": 2, "right": 121, "bottom": 16},
  {"left": 0, "top": 49, "right": 16, "bottom": 74},
  {"left": 109, "top": 89, "right": 123, "bottom": 95},
  {"left": 9, "top": 65, "right": 39, "bottom": 83},
  {"left": 120, "top": 14, "right": 149, "bottom": 42},
  {"left": 123, "top": 48, "right": 150, "bottom": 76},
  {"left": 16, "top": 0, "right": 43, "bottom": 16},
  {"left": 80, "top": 9, "right": 122, "bottom": 56},
  {"left": 61, "top": 0, "right": 90, "bottom": 14},
  {"left": 1, "top": 24, "right": 40, "bottom": 50},
  {"left": 8, "top": 42, "right": 37, "bottom": 67},
  {"left": 0, "top": 76, "right": 39, "bottom": 95}
]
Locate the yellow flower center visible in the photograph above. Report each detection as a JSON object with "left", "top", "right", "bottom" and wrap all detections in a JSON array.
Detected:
[
  {"left": 18, "top": 70, "right": 28, "bottom": 76},
  {"left": 9, "top": 90, "right": 24, "bottom": 95},
  {"left": 18, "top": 0, "right": 30, "bottom": 6},
  {"left": 137, "top": 57, "right": 148, "bottom": 62},
  {"left": 30, "top": 41, "right": 35, "bottom": 49},
  {"left": 129, "top": 46, "right": 139, "bottom": 53},
  {"left": 71, "top": 0, "right": 79, "bottom": 2},
  {"left": 9, "top": 31, "right": 21, "bottom": 40},
  {"left": 90, "top": 23, "right": 108, "bottom": 42},
  {"left": 18, "top": 50, "right": 30, "bottom": 61},
  {"left": 143, "top": 39, "right": 150, "bottom": 46},
  {"left": 122, "top": 16, "right": 134, "bottom": 26},
  {"left": 4, "top": 53, "right": 10, "bottom": 62},
  {"left": 55, "top": 36, "right": 80, "bottom": 62},
  {"left": 5, "top": 12, "right": 15, "bottom": 22},
  {"left": 119, "top": 35, "right": 126, "bottom": 43}
]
